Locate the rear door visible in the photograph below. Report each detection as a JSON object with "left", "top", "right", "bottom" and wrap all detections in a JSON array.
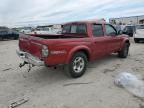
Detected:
[
  {"left": 92, "top": 24, "right": 108, "bottom": 58},
  {"left": 104, "top": 24, "right": 122, "bottom": 53},
  {"left": 19, "top": 34, "right": 43, "bottom": 59}
]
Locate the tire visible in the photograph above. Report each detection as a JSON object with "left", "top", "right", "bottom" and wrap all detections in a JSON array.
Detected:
[
  {"left": 65, "top": 52, "right": 87, "bottom": 78},
  {"left": 0, "top": 37, "right": 2, "bottom": 41},
  {"left": 134, "top": 38, "right": 139, "bottom": 43},
  {"left": 118, "top": 43, "right": 129, "bottom": 58},
  {"left": 0, "top": 36, "right": 3, "bottom": 41}
]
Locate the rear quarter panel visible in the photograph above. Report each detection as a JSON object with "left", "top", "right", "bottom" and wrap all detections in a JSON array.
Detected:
[{"left": 43, "top": 38, "right": 93, "bottom": 66}]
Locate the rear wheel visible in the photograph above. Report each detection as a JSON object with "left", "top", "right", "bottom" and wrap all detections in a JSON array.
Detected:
[
  {"left": 118, "top": 43, "right": 129, "bottom": 58},
  {"left": 65, "top": 52, "right": 87, "bottom": 78},
  {"left": 0, "top": 36, "right": 3, "bottom": 41}
]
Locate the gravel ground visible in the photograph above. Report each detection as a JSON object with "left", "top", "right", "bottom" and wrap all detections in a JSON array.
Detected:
[{"left": 0, "top": 39, "right": 144, "bottom": 108}]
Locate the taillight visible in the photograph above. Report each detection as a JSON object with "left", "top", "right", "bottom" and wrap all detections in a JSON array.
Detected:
[{"left": 41, "top": 45, "right": 49, "bottom": 57}]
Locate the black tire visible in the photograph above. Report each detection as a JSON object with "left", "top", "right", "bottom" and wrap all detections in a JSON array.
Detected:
[
  {"left": 118, "top": 43, "right": 129, "bottom": 58},
  {"left": 0, "top": 36, "right": 3, "bottom": 41},
  {"left": 134, "top": 38, "right": 139, "bottom": 43},
  {"left": 0, "top": 37, "right": 2, "bottom": 41},
  {"left": 65, "top": 52, "right": 87, "bottom": 78}
]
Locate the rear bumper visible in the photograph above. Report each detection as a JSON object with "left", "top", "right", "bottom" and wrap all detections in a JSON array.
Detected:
[{"left": 16, "top": 50, "right": 44, "bottom": 66}]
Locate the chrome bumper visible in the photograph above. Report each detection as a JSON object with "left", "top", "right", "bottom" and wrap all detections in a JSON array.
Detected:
[{"left": 16, "top": 50, "right": 44, "bottom": 66}]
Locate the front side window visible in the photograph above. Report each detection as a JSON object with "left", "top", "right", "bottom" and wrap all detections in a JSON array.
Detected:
[
  {"left": 92, "top": 24, "right": 104, "bottom": 37},
  {"left": 105, "top": 24, "right": 117, "bottom": 36}
]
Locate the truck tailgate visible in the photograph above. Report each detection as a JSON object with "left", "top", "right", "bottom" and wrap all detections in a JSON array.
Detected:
[{"left": 19, "top": 34, "right": 43, "bottom": 59}]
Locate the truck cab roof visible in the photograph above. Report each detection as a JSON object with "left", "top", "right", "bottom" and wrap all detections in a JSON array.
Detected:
[{"left": 64, "top": 19, "right": 106, "bottom": 25}]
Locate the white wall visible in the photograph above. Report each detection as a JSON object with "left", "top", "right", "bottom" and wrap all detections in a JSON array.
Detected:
[{"left": 109, "top": 15, "right": 144, "bottom": 25}]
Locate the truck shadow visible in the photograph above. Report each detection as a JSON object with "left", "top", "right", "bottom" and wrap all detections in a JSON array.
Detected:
[
  {"left": 0, "top": 39, "right": 18, "bottom": 41},
  {"left": 24, "top": 66, "right": 69, "bottom": 83},
  {"left": 23, "top": 53, "right": 120, "bottom": 83},
  {"left": 88, "top": 53, "right": 120, "bottom": 68},
  {"left": 10, "top": 53, "right": 123, "bottom": 93}
]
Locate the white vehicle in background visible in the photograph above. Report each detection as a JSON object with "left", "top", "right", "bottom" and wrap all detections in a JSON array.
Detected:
[
  {"left": 32, "top": 27, "right": 62, "bottom": 35},
  {"left": 134, "top": 24, "right": 144, "bottom": 43},
  {"left": 19, "top": 27, "right": 32, "bottom": 34}
]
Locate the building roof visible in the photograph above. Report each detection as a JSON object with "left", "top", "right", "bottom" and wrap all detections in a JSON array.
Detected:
[{"left": 110, "top": 15, "right": 144, "bottom": 20}]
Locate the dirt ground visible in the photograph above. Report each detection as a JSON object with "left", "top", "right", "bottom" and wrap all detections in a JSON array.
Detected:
[{"left": 0, "top": 39, "right": 144, "bottom": 108}]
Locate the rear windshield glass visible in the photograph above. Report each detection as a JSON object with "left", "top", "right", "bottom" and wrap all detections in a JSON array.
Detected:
[
  {"left": 62, "top": 24, "right": 86, "bottom": 34},
  {"left": 136, "top": 25, "right": 144, "bottom": 29}
]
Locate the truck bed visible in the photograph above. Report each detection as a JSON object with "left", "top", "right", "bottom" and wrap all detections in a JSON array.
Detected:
[{"left": 29, "top": 34, "right": 86, "bottom": 39}]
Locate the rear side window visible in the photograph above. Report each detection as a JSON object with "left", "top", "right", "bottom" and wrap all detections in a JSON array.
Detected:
[
  {"left": 92, "top": 24, "right": 104, "bottom": 37},
  {"left": 62, "top": 24, "right": 86, "bottom": 34},
  {"left": 77, "top": 24, "right": 86, "bottom": 34}
]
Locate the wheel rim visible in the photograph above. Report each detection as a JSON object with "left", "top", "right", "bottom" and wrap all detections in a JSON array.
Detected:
[{"left": 73, "top": 57, "right": 85, "bottom": 73}]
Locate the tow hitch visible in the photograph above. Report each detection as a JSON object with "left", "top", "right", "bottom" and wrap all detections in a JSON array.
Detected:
[
  {"left": 19, "top": 61, "right": 28, "bottom": 68},
  {"left": 19, "top": 62, "right": 34, "bottom": 72}
]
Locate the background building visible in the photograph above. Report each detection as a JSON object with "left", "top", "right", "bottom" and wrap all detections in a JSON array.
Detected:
[{"left": 109, "top": 15, "right": 144, "bottom": 25}]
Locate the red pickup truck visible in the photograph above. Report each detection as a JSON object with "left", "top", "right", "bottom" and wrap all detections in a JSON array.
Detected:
[{"left": 17, "top": 20, "right": 130, "bottom": 78}]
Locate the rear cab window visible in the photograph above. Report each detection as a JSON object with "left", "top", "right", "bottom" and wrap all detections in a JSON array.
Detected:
[
  {"left": 62, "top": 24, "right": 87, "bottom": 34},
  {"left": 62, "top": 25, "right": 71, "bottom": 33}
]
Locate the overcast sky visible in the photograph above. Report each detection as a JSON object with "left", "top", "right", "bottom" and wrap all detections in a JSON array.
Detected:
[{"left": 0, "top": 0, "right": 144, "bottom": 27}]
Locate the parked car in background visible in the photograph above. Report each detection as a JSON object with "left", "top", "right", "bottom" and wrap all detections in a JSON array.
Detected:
[
  {"left": 0, "top": 26, "right": 19, "bottom": 40},
  {"left": 123, "top": 25, "right": 136, "bottom": 37},
  {"left": 17, "top": 20, "right": 130, "bottom": 78},
  {"left": 134, "top": 24, "right": 144, "bottom": 43},
  {"left": 0, "top": 27, "right": 9, "bottom": 39}
]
